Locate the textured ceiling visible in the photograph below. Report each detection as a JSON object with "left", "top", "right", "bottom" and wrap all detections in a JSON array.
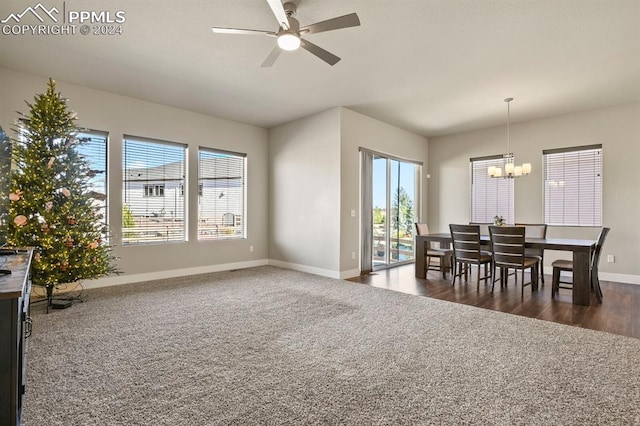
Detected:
[{"left": 1, "top": 0, "right": 639, "bottom": 137}]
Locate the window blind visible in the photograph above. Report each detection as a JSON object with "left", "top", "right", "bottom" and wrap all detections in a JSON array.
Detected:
[
  {"left": 122, "top": 136, "right": 186, "bottom": 244},
  {"left": 470, "top": 155, "right": 514, "bottom": 224},
  {"left": 543, "top": 145, "right": 602, "bottom": 226},
  {"left": 198, "top": 148, "right": 246, "bottom": 240}
]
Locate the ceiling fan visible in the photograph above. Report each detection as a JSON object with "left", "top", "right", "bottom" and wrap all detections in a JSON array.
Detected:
[{"left": 211, "top": 0, "right": 360, "bottom": 67}]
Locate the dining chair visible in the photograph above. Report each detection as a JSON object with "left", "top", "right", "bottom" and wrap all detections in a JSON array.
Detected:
[
  {"left": 469, "top": 222, "right": 492, "bottom": 273},
  {"left": 414, "top": 223, "right": 453, "bottom": 278},
  {"left": 489, "top": 226, "right": 540, "bottom": 298},
  {"left": 449, "top": 224, "right": 491, "bottom": 290},
  {"left": 551, "top": 227, "right": 610, "bottom": 303},
  {"left": 515, "top": 223, "right": 548, "bottom": 285}
]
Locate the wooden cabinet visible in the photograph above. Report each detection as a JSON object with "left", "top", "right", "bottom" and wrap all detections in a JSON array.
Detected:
[{"left": 0, "top": 249, "right": 33, "bottom": 426}]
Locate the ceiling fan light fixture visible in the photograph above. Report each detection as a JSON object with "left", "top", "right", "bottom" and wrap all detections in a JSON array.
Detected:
[{"left": 277, "top": 33, "right": 300, "bottom": 51}]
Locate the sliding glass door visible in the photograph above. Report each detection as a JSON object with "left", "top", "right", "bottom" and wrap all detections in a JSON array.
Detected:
[{"left": 371, "top": 154, "right": 420, "bottom": 270}]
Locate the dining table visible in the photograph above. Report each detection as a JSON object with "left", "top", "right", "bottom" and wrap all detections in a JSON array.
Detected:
[{"left": 415, "top": 233, "right": 597, "bottom": 306}]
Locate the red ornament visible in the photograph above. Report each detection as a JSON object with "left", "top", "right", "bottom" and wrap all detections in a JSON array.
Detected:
[
  {"left": 65, "top": 237, "right": 74, "bottom": 247},
  {"left": 60, "top": 262, "right": 68, "bottom": 271},
  {"left": 68, "top": 216, "right": 76, "bottom": 225}
]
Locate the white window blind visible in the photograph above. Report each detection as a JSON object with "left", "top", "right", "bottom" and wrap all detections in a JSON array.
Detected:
[
  {"left": 470, "top": 155, "right": 514, "bottom": 224},
  {"left": 76, "top": 129, "right": 108, "bottom": 231},
  {"left": 544, "top": 145, "right": 602, "bottom": 226},
  {"left": 198, "top": 148, "right": 246, "bottom": 240},
  {"left": 122, "top": 136, "right": 186, "bottom": 244}
]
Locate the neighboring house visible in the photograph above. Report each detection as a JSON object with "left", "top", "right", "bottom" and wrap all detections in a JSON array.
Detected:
[{"left": 123, "top": 157, "right": 244, "bottom": 242}]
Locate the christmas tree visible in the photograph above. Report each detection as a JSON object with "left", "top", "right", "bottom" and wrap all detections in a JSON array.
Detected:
[{"left": 7, "top": 79, "right": 117, "bottom": 296}]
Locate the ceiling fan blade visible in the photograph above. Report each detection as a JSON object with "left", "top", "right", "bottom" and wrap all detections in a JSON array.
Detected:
[
  {"left": 300, "top": 13, "right": 360, "bottom": 35},
  {"left": 212, "top": 27, "right": 276, "bottom": 36},
  {"left": 265, "top": 0, "right": 290, "bottom": 30},
  {"left": 261, "top": 46, "right": 282, "bottom": 67},
  {"left": 300, "top": 39, "right": 341, "bottom": 66}
]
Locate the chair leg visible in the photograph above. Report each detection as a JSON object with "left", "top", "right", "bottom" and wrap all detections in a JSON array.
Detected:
[
  {"left": 552, "top": 267, "right": 560, "bottom": 299},
  {"left": 540, "top": 254, "right": 545, "bottom": 285},
  {"left": 521, "top": 269, "right": 525, "bottom": 299},
  {"left": 490, "top": 263, "right": 496, "bottom": 293},
  {"left": 451, "top": 261, "right": 457, "bottom": 285},
  {"left": 592, "top": 265, "right": 603, "bottom": 303}
]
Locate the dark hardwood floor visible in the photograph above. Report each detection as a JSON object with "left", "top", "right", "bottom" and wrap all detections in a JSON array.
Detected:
[{"left": 347, "top": 264, "right": 640, "bottom": 339}]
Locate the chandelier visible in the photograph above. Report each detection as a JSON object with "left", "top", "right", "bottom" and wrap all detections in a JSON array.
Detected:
[{"left": 488, "top": 97, "right": 531, "bottom": 178}]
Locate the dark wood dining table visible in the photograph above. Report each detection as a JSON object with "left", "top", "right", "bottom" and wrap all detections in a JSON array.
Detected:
[{"left": 415, "top": 233, "right": 597, "bottom": 306}]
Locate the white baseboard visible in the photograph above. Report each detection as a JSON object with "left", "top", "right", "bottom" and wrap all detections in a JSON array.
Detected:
[
  {"left": 268, "top": 261, "right": 358, "bottom": 280},
  {"left": 80, "top": 259, "right": 269, "bottom": 290},
  {"left": 543, "top": 267, "right": 640, "bottom": 285},
  {"left": 339, "top": 268, "right": 361, "bottom": 280}
]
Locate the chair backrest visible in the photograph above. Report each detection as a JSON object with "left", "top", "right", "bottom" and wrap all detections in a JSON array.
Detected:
[
  {"left": 591, "top": 227, "right": 610, "bottom": 269},
  {"left": 222, "top": 213, "right": 235, "bottom": 226},
  {"left": 469, "top": 222, "right": 491, "bottom": 236},
  {"left": 515, "top": 223, "right": 548, "bottom": 239},
  {"left": 414, "top": 223, "right": 429, "bottom": 236},
  {"left": 489, "top": 226, "right": 526, "bottom": 268},
  {"left": 450, "top": 224, "right": 483, "bottom": 262}
]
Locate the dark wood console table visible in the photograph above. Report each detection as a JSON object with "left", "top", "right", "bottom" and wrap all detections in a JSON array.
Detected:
[
  {"left": 415, "top": 234, "right": 596, "bottom": 306},
  {"left": 0, "top": 249, "right": 33, "bottom": 426}
]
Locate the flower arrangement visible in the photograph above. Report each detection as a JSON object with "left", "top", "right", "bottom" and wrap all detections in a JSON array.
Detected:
[{"left": 493, "top": 215, "right": 506, "bottom": 226}]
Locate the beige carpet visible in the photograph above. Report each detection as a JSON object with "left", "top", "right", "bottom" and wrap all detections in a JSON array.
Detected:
[{"left": 23, "top": 266, "right": 640, "bottom": 425}]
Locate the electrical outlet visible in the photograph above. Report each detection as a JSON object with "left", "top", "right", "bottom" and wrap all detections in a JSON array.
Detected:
[
  {"left": 351, "top": 251, "right": 356, "bottom": 260},
  {"left": 249, "top": 245, "right": 254, "bottom": 253},
  {"left": 607, "top": 254, "right": 614, "bottom": 263}
]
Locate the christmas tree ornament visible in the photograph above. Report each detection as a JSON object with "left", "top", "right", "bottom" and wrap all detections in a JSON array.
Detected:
[
  {"left": 68, "top": 216, "right": 76, "bottom": 225},
  {"left": 14, "top": 215, "right": 27, "bottom": 226},
  {"left": 9, "top": 190, "right": 22, "bottom": 201},
  {"left": 65, "top": 236, "right": 74, "bottom": 247},
  {"left": 61, "top": 188, "right": 71, "bottom": 197},
  {"left": 47, "top": 157, "right": 55, "bottom": 168},
  {"left": 45, "top": 201, "right": 53, "bottom": 211}
]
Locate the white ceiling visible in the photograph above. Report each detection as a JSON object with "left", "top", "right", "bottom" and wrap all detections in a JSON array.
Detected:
[{"left": 1, "top": 0, "right": 639, "bottom": 137}]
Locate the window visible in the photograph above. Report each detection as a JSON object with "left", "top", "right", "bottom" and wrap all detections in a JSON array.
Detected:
[
  {"left": 143, "top": 184, "right": 165, "bottom": 197},
  {"left": 122, "top": 136, "right": 186, "bottom": 244},
  {"left": 470, "top": 155, "right": 514, "bottom": 224},
  {"left": 543, "top": 145, "right": 602, "bottom": 226},
  {"left": 16, "top": 123, "right": 109, "bottom": 234},
  {"left": 198, "top": 148, "right": 246, "bottom": 240},
  {"left": 76, "top": 129, "right": 109, "bottom": 233}
]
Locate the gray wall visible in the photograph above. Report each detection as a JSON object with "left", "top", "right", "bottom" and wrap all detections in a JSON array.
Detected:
[
  {"left": 0, "top": 67, "right": 269, "bottom": 282},
  {"left": 269, "top": 107, "right": 429, "bottom": 278},
  {"left": 269, "top": 108, "right": 342, "bottom": 275},
  {"left": 428, "top": 102, "right": 640, "bottom": 282}
]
